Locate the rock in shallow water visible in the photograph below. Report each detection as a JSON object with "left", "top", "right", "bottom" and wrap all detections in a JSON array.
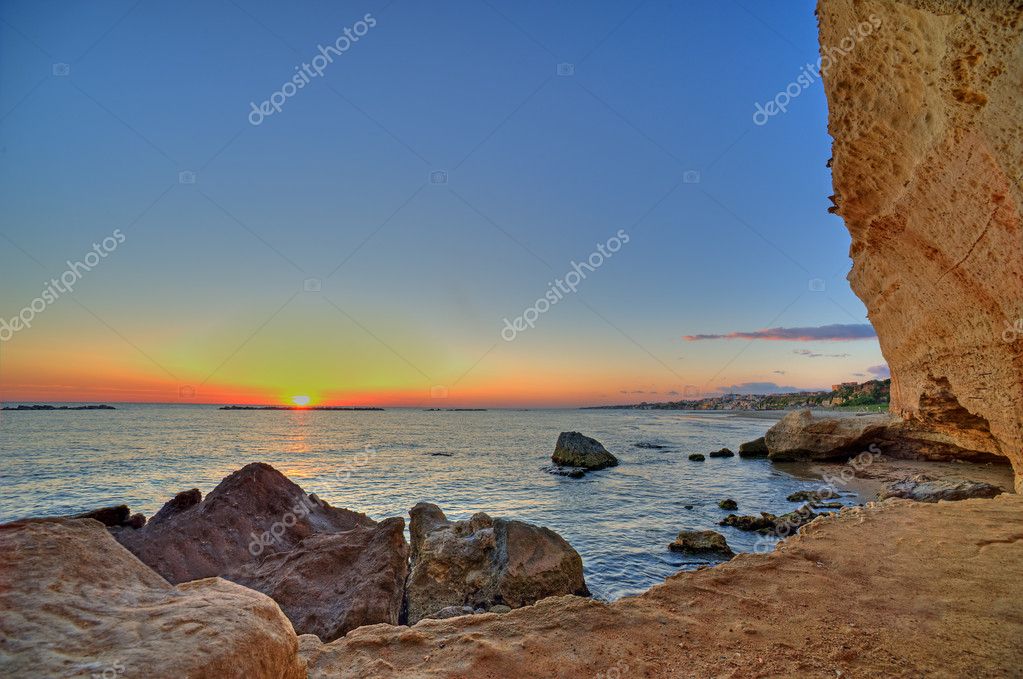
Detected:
[
  {"left": 708, "top": 448, "right": 735, "bottom": 458},
  {"left": 718, "top": 499, "right": 738, "bottom": 510},
  {"left": 689, "top": 453, "right": 705, "bottom": 461},
  {"left": 0, "top": 518, "right": 304, "bottom": 679},
  {"left": 668, "top": 530, "right": 733, "bottom": 557},
  {"left": 738, "top": 436, "right": 769, "bottom": 458},
  {"left": 552, "top": 431, "right": 619, "bottom": 470},
  {"left": 406, "top": 502, "right": 589, "bottom": 624}
]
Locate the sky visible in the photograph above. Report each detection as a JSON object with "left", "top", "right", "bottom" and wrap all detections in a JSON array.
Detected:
[{"left": 0, "top": 0, "right": 887, "bottom": 407}]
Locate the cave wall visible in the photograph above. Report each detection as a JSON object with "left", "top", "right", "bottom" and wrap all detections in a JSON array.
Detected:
[{"left": 817, "top": 0, "right": 1023, "bottom": 491}]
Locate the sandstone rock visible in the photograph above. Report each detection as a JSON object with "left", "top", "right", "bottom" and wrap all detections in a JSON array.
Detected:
[
  {"left": 231, "top": 518, "right": 409, "bottom": 642},
  {"left": 820, "top": 0, "right": 1023, "bottom": 491},
  {"left": 552, "top": 432, "right": 618, "bottom": 470},
  {"left": 708, "top": 448, "right": 735, "bottom": 458},
  {"left": 718, "top": 499, "right": 738, "bottom": 510},
  {"left": 765, "top": 410, "right": 1003, "bottom": 463},
  {"left": 0, "top": 518, "right": 304, "bottom": 679},
  {"left": 879, "top": 476, "right": 1002, "bottom": 503},
  {"left": 113, "top": 462, "right": 374, "bottom": 584},
  {"left": 787, "top": 489, "right": 839, "bottom": 503},
  {"left": 668, "top": 530, "right": 733, "bottom": 557},
  {"left": 426, "top": 605, "right": 476, "bottom": 620},
  {"left": 405, "top": 502, "right": 589, "bottom": 624},
  {"left": 738, "top": 436, "right": 769, "bottom": 458},
  {"left": 689, "top": 453, "right": 705, "bottom": 461},
  {"left": 113, "top": 463, "right": 406, "bottom": 640}
]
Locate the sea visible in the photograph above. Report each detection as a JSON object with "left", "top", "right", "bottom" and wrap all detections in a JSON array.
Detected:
[{"left": 0, "top": 404, "right": 855, "bottom": 600}]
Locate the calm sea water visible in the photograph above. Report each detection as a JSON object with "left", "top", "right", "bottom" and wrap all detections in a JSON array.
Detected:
[{"left": 0, "top": 405, "right": 852, "bottom": 600}]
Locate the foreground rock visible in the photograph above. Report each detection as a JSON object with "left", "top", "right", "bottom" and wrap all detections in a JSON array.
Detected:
[
  {"left": 552, "top": 432, "right": 618, "bottom": 470},
  {"left": 405, "top": 502, "right": 589, "bottom": 624},
  {"left": 765, "top": 410, "right": 1005, "bottom": 463},
  {"left": 879, "top": 475, "right": 1003, "bottom": 503},
  {"left": 232, "top": 518, "right": 408, "bottom": 641},
  {"left": 0, "top": 518, "right": 304, "bottom": 679},
  {"left": 738, "top": 436, "right": 769, "bottom": 458},
  {"left": 668, "top": 530, "right": 733, "bottom": 557},
  {"left": 113, "top": 463, "right": 406, "bottom": 640},
  {"left": 299, "top": 494, "right": 1023, "bottom": 678},
  {"left": 821, "top": 0, "right": 1023, "bottom": 491}
]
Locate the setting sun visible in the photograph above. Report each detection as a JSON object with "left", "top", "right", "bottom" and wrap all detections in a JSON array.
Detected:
[{"left": 291, "top": 395, "right": 311, "bottom": 407}]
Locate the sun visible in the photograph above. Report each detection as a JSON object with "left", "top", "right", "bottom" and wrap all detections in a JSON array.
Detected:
[{"left": 291, "top": 395, "right": 311, "bottom": 407}]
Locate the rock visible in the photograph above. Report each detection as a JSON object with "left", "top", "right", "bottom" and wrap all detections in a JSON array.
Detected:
[
  {"left": 126, "top": 512, "right": 146, "bottom": 528},
  {"left": 552, "top": 432, "right": 618, "bottom": 470},
  {"left": 688, "top": 453, "right": 705, "bottom": 461},
  {"left": 113, "top": 462, "right": 375, "bottom": 584},
  {"left": 683, "top": 505, "right": 694, "bottom": 510},
  {"left": 879, "top": 476, "right": 1002, "bottom": 503},
  {"left": 668, "top": 530, "right": 734, "bottom": 557},
  {"left": 546, "top": 464, "right": 587, "bottom": 479},
  {"left": 405, "top": 502, "right": 589, "bottom": 625},
  {"left": 718, "top": 499, "right": 738, "bottom": 511},
  {"left": 820, "top": 0, "right": 1023, "bottom": 491},
  {"left": 489, "top": 604, "right": 512, "bottom": 614},
  {"left": 815, "top": 502, "right": 844, "bottom": 510},
  {"left": 112, "top": 463, "right": 405, "bottom": 640},
  {"left": 708, "top": 448, "right": 735, "bottom": 458},
  {"left": 0, "top": 518, "right": 305, "bottom": 679},
  {"left": 71, "top": 504, "right": 132, "bottom": 527},
  {"left": 634, "top": 442, "right": 668, "bottom": 449},
  {"left": 764, "top": 410, "right": 1002, "bottom": 463},
  {"left": 787, "top": 489, "right": 839, "bottom": 503},
  {"left": 426, "top": 606, "right": 475, "bottom": 620},
  {"left": 231, "top": 518, "right": 408, "bottom": 642},
  {"left": 738, "top": 436, "right": 769, "bottom": 458},
  {"left": 720, "top": 513, "right": 776, "bottom": 533}
]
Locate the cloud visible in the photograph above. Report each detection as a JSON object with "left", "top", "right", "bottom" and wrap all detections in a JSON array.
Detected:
[
  {"left": 683, "top": 323, "right": 876, "bottom": 342},
  {"left": 866, "top": 364, "right": 890, "bottom": 379},
  {"left": 793, "top": 349, "right": 851, "bottom": 359},
  {"left": 715, "top": 381, "right": 803, "bottom": 395}
]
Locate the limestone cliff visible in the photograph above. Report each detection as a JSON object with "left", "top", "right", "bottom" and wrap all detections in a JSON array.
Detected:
[{"left": 818, "top": 0, "right": 1023, "bottom": 490}]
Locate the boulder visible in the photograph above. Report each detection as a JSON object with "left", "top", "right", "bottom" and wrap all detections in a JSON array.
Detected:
[
  {"left": 787, "top": 489, "right": 839, "bottom": 503},
  {"left": 0, "top": 518, "right": 304, "bottom": 679},
  {"left": 232, "top": 518, "right": 409, "bottom": 642},
  {"left": 668, "top": 530, "right": 734, "bottom": 557},
  {"left": 879, "top": 476, "right": 1003, "bottom": 503},
  {"left": 552, "top": 432, "right": 618, "bottom": 470},
  {"left": 718, "top": 499, "right": 738, "bottom": 510},
  {"left": 112, "top": 463, "right": 406, "bottom": 640},
  {"left": 764, "top": 410, "right": 1002, "bottom": 463},
  {"left": 688, "top": 453, "right": 705, "bottom": 462},
  {"left": 112, "top": 462, "right": 375, "bottom": 584},
  {"left": 405, "top": 502, "right": 589, "bottom": 624},
  {"left": 708, "top": 448, "right": 735, "bottom": 458},
  {"left": 738, "top": 436, "right": 769, "bottom": 458}
]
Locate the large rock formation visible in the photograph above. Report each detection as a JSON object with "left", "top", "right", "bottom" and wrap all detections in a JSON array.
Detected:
[
  {"left": 0, "top": 519, "right": 305, "bottom": 679},
  {"left": 764, "top": 409, "right": 1005, "bottom": 462},
  {"left": 552, "top": 431, "right": 619, "bottom": 470},
  {"left": 112, "top": 463, "right": 407, "bottom": 640},
  {"left": 819, "top": 0, "right": 1023, "bottom": 491},
  {"left": 405, "top": 502, "right": 589, "bottom": 624}
]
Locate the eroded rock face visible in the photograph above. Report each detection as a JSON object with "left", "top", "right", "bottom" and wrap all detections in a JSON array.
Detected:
[
  {"left": 819, "top": 0, "right": 1023, "bottom": 491},
  {"left": 405, "top": 502, "right": 589, "bottom": 624},
  {"left": 0, "top": 519, "right": 305, "bottom": 679},
  {"left": 112, "top": 463, "right": 407, "bottom": 640},
  {"left": 879, "top": 475, "right": 1003, "bottom": 503}
]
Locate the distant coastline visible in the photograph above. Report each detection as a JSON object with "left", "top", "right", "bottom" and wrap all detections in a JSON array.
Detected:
[{"left": 584, "top": 379, "right": 890, "bottom": 412}]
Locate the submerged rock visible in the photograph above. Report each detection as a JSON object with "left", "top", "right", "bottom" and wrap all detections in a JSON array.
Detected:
[
  {"left": 718, "top": 499, "right": 738, "bottom": 510},
  {"left": 668, "top": 530, "right": 734, "bottom": 557},
  {"left": 738, "top": 436, "right": 769, "bottom": 458},
  {"left": 634, "top": 442, "right": 669, "bottom": 449},
  {"left": 879, "top": 476, "right": 1002, "bottom": 503},
  {"left": 708, "top": 448, "right": 735, "bottom": 458},
  {"left": 0, "top": 518, "right": 304, "bottom": 679},
  {"left": 552, "top": 432, "right": 618, "bottom": 470},
  {"left": 112, "top": 463, "right": 406, "bottom": 640},
  {"left": 688, "top": 453, "right": 705, "bottom": 462},
  {"left": 720, "top": 513, "right": 777, "bottom": 532},
  {"left": 405, "top": 502, "right": 589, "bottom": 625}
]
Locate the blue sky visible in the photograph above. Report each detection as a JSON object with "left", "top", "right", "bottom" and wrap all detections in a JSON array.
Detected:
[{"left": 0, "top": 0, "right": 886, "bottom": 405}]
